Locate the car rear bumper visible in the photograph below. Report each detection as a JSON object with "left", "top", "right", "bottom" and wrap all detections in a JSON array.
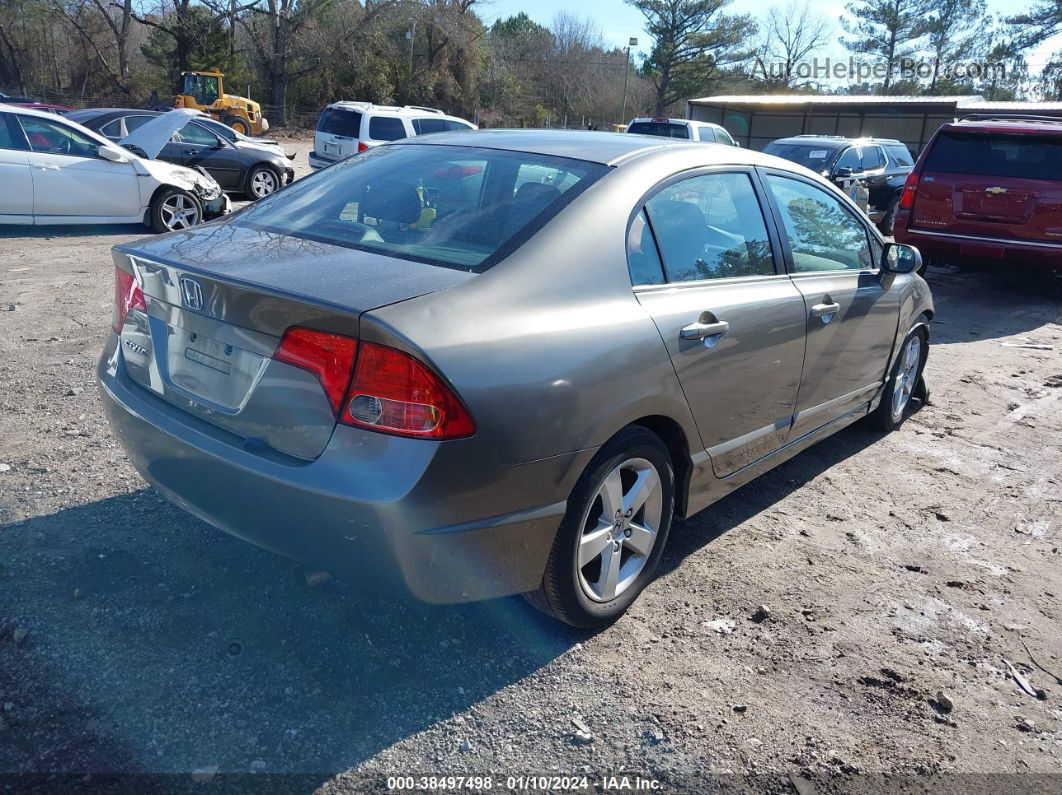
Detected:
[
  {"left": 97, "top": 335, "right": 584, "bottom": 603},
  {"left": 895, "top": 222, "right": 1062, "bottom": 268},
  {"left": 308, "top": 151, "right": 335, "bottom": 170}
]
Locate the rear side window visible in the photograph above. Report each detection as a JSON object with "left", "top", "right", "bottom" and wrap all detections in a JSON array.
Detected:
[
  {"left": 99, "top": 119, "right": 123, "bottom": 138},
  {"left": 412, "top": 117, "right": 448, "bottom": 135},
  {"left": 628, "top": 122, "right": 690, "bottom": 139},
  {"left": 0, "top": 112, "right": 22, "bottom": 150},
  {"left": 885, "top": 144, "right": 913, "bottom": 166},
  {"left": 645, "top": 172, "right": 775, "bottom": 281},
  {"left": 368, "top": 116, "right": 407, "bottom": 141},
  {"left": 861, "top": 147, "right": 884, "bottom": 170},
  {"left": 924, "top": 131, "right": 1062, "bottom": 180},
  {"left": 236, "top": 144, "right": 608, "bottom": 272},
  {"left": 318, "top": 107, "right": 361, "bottom": 137},
  {"left": 123, "top": 115, "right": 156, "bottom": 134}
]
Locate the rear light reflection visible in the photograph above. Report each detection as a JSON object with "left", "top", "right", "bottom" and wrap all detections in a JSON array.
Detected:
[
  {"left": 112, "top": 267, "right": 145, "bottom": 333},
  {"left": 898, "top": 172, "right": 919, "bottom": 210}
]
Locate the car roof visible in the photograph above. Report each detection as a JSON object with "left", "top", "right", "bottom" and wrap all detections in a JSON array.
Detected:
[
  {"left": 768, "top": 135, "right": 906, "bottom": 147},
  {"left": 393, "top": 128, "right": 791, "bottom": 168},
  {"left": 328, "top": 101, "right": 464, "bottom": 119},
  {"left": 944, "top": 117, "right": 1062, "bottom": 134}
]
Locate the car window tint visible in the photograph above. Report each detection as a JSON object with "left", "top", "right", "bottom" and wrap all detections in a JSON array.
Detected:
[
  {"left": 99, "top": 119, "right": 122, "bottom": 138},
  {"left": 17, "top": 115, "right": 99, "bottom": 157},
  {"left": 627, "top": 210, "right": 665, "bottom": 285},
  {"left": 645, "top": 172, "right": 775, "bottom": 282},
  {"left": 368, "top": 116, "right": 406, "bottom": 141},
  {"left": 924, "top": 131, "right": 1062, "bottom": 180},
  {"left": 177, "top": 122, "right": 219, "bottom": 146},
  {"left": 861, "top": 146, "right": 884, "bottom": 169},
  {"left": 765, "top": 175, "right": 873, "bottom": 272},
  {"left": 885, "top": 144, "right": 913, "bottom": 166},
  {"left": 836, "top": 147, "right": 861, "bottom": 171},
  {"left": 0, "top": 113, "right": 21, "bottom": 149},
  {"left": 318, "top": 108, "right": 361, "bottom": 137},
  {"left": 122, "top": 115, "right": 155, "bottom": 134},
  {"left": 412, "top": 117, "right": 448, "bottom": 135},
  {"left": 236, "top": 144, "right": 607, "bottom": 273},
  {"left": 627, "top": 121, "right": 689, "bottom": 138}
]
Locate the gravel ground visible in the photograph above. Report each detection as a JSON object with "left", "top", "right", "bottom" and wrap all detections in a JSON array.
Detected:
[{"left": 1, "top": 136, "right": 1061, "bottom": 793}]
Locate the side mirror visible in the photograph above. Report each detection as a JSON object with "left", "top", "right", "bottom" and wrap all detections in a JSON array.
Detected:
[
  {"left": 881, "top": 242, "right": 921, "bottom": 274},
  {"left": 98, "top": 145, "right": 128, "bottom": 163},
  {"left": 834, "top": 166, "right": 853, "bottom": 179}
]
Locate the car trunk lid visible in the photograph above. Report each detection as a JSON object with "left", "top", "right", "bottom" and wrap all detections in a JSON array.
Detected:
[
  {"left": 113, "top": 223, "right": 473, "bottom": 459},
  {"left": 911, "top": 128, "right": 1062, "bottom": 244}
]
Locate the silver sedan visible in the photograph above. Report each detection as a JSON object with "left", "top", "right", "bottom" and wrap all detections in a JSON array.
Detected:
[{"left": 98, "top": 130, "right": 933, "bottom": 628}]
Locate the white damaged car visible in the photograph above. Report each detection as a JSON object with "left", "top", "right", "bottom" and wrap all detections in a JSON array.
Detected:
[{"left": 0, "top": 106, "right": 229, "bottom": 232}]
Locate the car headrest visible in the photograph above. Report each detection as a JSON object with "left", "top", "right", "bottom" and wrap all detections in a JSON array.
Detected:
[
  {"left": 362, "top": 181, "right": 421, "bottom": 225},
  {"left": 514, "top": 182, "right": 561, "bottom": 206}
]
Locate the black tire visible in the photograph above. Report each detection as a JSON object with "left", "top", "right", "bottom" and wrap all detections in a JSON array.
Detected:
[
  {"left": 148, "top": 187, "right": 202, "bottom": 234},
  {"left": 867, "top": 323, "right": 928, "bottom": 432},
  {"left": 916, "top": 255, "right": 930, "bottom": 278},
  {"left": 525, "top": 426, "right": 675, "bottom": 629},
  {"left": 877, "top": 199, "right": 898, "bottom": 237},
  {"left": 244, "top": 165, "right": 281, "bottom": 200},
  {"left": 224, "top": 114, "right": 251, "bottom": 135}
]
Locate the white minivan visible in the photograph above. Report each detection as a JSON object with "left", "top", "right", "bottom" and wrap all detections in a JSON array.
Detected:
[{"left": 309, "top": 102, "right": 477, "bottom": 169}]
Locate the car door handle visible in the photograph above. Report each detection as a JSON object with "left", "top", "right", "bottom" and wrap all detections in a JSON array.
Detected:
[
  {"left": 680, "top": 319, "right": 729, "bottom": 341},
  {"left": 810, "top": 302, "right": 840, "bottom": 318},
  {"left": 34, "top": 164, "right": 59, "bottom": 171}
]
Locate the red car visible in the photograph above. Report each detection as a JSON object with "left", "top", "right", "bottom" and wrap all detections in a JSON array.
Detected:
[
  {"left": 894, "top": 114, "right": 1062, "bottom": 272},
  {"left": 5, "top": 101, "right": 72, "bottom": 115}
]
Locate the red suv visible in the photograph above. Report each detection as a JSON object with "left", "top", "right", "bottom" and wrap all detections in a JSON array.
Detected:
[{"left": 894, "top": 115, "right": 1062, "bottom": 273}]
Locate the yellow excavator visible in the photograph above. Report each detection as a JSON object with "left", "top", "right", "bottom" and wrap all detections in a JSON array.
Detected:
[{"left": 173, "top": 70, "right": 269, "bottom": 135}]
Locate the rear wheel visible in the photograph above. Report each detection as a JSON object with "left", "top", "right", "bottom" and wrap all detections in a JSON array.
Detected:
[
  {"left": 244, "top": 165, "right": 280, "bottom": 199},
  {"left": 868, "top": 325, "right": 928, "bottom": 432},
  {"left": 149, "top": 187, "right": 202, "bottom": 233},
  {"left": 877, "top": 199, "right": 898, "bottom": 237},
  {"left": 525, "top": 426, "right": 674, "bottom": 629}
]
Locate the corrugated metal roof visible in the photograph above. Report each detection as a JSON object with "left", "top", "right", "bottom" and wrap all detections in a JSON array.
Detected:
[{"left": 689, "top": 94, "right": 982, "bottom": 106}]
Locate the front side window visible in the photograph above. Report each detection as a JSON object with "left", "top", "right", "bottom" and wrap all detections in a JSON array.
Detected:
[
  {"left": 764, "top": 174, "right": 873, "bottom": 272},
  {"left": 835, "top": 147, "right": 862, "bottom": 171},
  {"left": 183, "top": 74, "right": 219, "bottom": 105},
  {"left": 412, "top": 117, "right": 448, "bottom": 135},
  {"left": 644, "top": 172, "right": 775, "bottom": 282},
  {"left": 99, "top": 119, "right": 123, "bottom": 138},
  {"left": 17, "top": 116, "right": 100, "bottom": 157},
  {"left": 122, "top": 115, "right": 155, "bottom": 134},
  {"left": 176, "top": 122, "right": 220, "bottom": 147},
  {"left": 696, "top": 126, "right": 716, "bottom": 142},
  {"left": 716, "top": 128, "right": 736, "bottom": 146},
  {"left": 368, "top": 116, "right": 407, "bottom": 141},
  {"left": 236, "top": 144, "right": 607, "bottom": 272}
]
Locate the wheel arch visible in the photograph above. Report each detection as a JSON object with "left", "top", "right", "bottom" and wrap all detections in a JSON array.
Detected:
[{"left": 627, "top": 414, "right": 694, "bottom": 520}]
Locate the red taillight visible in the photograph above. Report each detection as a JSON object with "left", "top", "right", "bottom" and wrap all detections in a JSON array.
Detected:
[
  {"left": 274, "top": 328, "right": 358, "bottom": 413},
  {"left": 898, "top": 172, "right": 919, "bottom": 210},
  {"left": 357, "top": 141, "right": 369, "bottom": 153},
  {"left": 340, "top": 342, "right": 475, "bottom": 439},
  {"left": 112, "top": 266, "right": 145, "bottom": 332}
]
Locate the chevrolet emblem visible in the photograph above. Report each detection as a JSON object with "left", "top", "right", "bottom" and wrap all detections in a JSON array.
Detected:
[{"left": 985, "top": 186, "right": 1007, "bottom": 195}]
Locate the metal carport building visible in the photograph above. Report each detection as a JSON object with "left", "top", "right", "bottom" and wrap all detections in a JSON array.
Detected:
[{"left": 687, "top": 95, "right": 1062, "bottom": 155}]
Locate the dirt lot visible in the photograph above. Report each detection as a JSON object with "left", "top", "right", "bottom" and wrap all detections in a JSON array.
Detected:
[{"left": 1, "top": 136, "right": 1061, "bottom": 792}]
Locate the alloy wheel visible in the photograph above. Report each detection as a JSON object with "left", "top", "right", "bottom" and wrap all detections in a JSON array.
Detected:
[
  {"left": 577, "top": 457, "right": 663, "bottom": 602},
  {"left": 160, "top": 193, "right": 201, "bottom": 230},
  {"left": 892, "top": 334, "right": 921, "bottom": 418},
  {"left": 250, "top": 169, "right": 278, "bottom": 198}
]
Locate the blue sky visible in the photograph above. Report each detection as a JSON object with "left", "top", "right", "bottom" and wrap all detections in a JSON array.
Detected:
[{"left": 479, "top": 0, "right": 1062, "bottom": 75}]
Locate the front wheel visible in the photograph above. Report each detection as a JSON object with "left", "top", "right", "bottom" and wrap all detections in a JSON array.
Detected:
[
  {"left": 245, "top": 165, "right": 280, "bottom": 199},
  {"left": 149, "top": 187, "right": 202, "bottom": 233},
  {"left": 525, "top": 426, "right": 675, "bottom": 629},
  {"left": 867, "top": 325, "right": 928, "bottom": 432},
  {"left": 225, "top": 115, "right": 251, "bottom": 136}
]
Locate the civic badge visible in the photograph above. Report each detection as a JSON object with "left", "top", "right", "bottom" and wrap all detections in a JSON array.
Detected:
[{"left": 180, "top": 276, "right": 204, "bottom": 311}]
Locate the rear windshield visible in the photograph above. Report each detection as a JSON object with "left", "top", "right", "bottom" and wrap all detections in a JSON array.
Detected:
[
  {"left": 235, "top": 144, "right": 608, "bottom": 272},
  {"left": 628, "top": 122, "right": 689, "bottom": 139},
  {"left": 318, "top": 107, "right": 360, "bottom": 137},
  {"left": 924, "top": 131, "right": 1062, "bottom": 180},
  {"left": 762, "top": 142, "right": 840, "bottom": 170},
  {"left": 369, "top": 116, "right": 407, "bottom": 141}
]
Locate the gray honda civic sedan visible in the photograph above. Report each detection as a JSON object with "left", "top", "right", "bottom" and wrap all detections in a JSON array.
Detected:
[{"left": 98, "top": 130, "right": 933, "bottom": 628}]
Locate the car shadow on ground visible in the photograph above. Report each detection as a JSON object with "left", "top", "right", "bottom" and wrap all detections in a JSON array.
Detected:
[
  {"left": 923, "top": 263, "right": 1062, "bottom": 345},
  {"left": 0, "top": 224, "right": 148, "bottom": 240},
  {"left": 659, "top": 419, "right": 887, "bottom": 575},
  {"left": 0, "top": 491, "right": 582, "bottom": 780}
]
